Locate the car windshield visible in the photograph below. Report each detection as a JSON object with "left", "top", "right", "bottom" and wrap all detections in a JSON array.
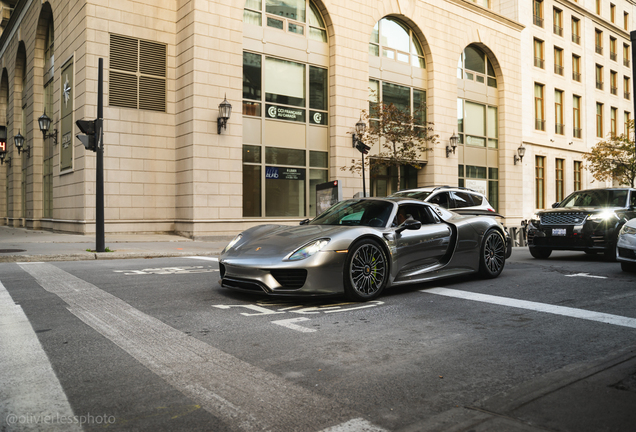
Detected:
[
  {"left": 390, "top": 191, "right": 432, "bottom": 200},
  {"left": 559, "top": 190, "right": 628, "bottom": 208},
  {"left": 310, "top": 199, "right": 394, "bottom": 227}
]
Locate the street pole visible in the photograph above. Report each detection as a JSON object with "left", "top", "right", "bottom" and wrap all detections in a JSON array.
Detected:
[
  {"left": 361, "top": 151, "right": 366, "bottom": 198},
  {"left": 96, "top": 58, "right": 105, "bottom": 252},
  {"left": 631, "top": 32, "right": 636, "bottom": 186}
]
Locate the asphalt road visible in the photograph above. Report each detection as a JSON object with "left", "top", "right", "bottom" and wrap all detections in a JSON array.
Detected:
[{"left": 1, "top": 249, "right": 635, "bottom": 431}]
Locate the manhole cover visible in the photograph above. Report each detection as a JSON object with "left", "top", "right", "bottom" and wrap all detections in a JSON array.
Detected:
[{"left": 0, "top": 249, "right": 26, "bottom": 253}]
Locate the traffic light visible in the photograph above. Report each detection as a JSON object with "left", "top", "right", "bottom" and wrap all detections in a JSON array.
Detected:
[
  {"left": 76, "top": 119, "right": 101, "bottom": 152},
  {"left": 355, "top": 141, "right": 370, "bottom": 155}
]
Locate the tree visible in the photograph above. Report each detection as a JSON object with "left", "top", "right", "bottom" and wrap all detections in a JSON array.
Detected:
[
  {"left": 584, "top": 120, "right": 636, "bottom": 187},
  {"left": 341, "top": 101, "right": 437, "bottom": 191}
]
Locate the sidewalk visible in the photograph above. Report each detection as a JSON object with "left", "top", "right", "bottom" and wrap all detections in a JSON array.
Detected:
[{"left": 0, "top": 225, "right": 232, "bottom": 262}]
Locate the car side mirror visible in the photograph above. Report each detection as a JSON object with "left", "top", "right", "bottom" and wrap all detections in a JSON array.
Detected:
[
  {"left": 552, "top": 202, "right": 560, "bottom": 208},
  {"left": 396, "top": 218, "right": 422, "bottom": 234},
  {"left": 299, "top": 219, "right": 310, "bottom": 225}
]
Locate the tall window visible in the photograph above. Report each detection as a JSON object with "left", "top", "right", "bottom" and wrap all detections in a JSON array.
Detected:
[
  {"left": 43, "top": 19, "right": 54, "bottom": 218},
  {"left": 595, "top": 29, "right": 603, "bottom": 54},
  {"left": 457, "top": 99, "right": 498, "bottom": 148},
  {"left": 370, "top": 17, "right": 425, "bottom": 68},
  {"left": 624, "top": 44, "right": 630, "bottom": 67},
  {"left": 596, "top": 0, "right": 601, "bottom": 15},
  {"left": 596, "top": 102, "right": 604, "bottom": 137},
  {"left": 611, "top": 107, "right": 617, "bottom": 136},
  {"left": 596, "top": 64, "right": 604, "bottom": 90},
  {"left": 573, "top": 95, "right": 581, "bottom": 138},
  {"left": 554, "top": 47, "right": 564, "bottom": 75},
  {"left": 553, "top": 8, "right": 563, "bottom": 36},
  {"left": 610, "top": 3, "right": 616, "bottom": 22},
  {"left": 555, "top": 90, "right": 564, "bottom": 134},
  {"left": 572, "top": 18, "right": 581, "bottom": 44},
  {"left": 610, "top": 71, "right": 618, "bottom": 95},
  {"left": 457, "top": 45, "right": 497, "bottom": 87},
  {"left": 625, "top": 12, "right": 630, "bottom": 31},
  {"left": 241, "top": 51, "right": 329, "bottom": 217},
  {"left": 574, "top": 161, "right": 582, "bottom": 191},
  {"left": 572, "top": 55, "right": 581, "bottom": 82},
  {"left": 533, "top": 0, "right": 544, "bottom": 27},
  {"left": 535, "top": 83, "right": 545, "bottom": 131},
  {"left": 610, "top": 37, "right": 617, "bottom": 61},
  {"left": 534, "top": 39, "right": 545, "bottom": 69},
  {"left": 555, "top": 159, "right": 564, "bottom": 202},
  {"left": 536, "top": 156, "right": 546, "bottom": 209},
  {"left": 244, "top": 0, "right": 328, "bottom": 42},
  {"left": 625, "top": 111, "right": 631, "bottom": 134}
]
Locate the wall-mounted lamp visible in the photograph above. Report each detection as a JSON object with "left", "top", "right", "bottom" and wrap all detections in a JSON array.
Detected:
[
  {"left": 217, "top": 95, "right": 232, "bottom": 134},
  {"left": 568, "top": 141, "right": 573, "bottom": 145},
  {"left": 0, "top": 153, "right": 10, "bottom": 167},
  {"left": 14, "top": 131, "right": 30, "bottom": 158},
  {"left": 514, "top": 143, "right": 526, "bottom": 165},
  {"left": 38, "top": 111, "right": 58, "bottom": 145},
  {"left": 446, "top": 131, "right": 459, "bottom": 157}
]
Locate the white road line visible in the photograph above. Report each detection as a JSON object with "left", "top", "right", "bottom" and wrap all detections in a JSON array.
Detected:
[
  {"left": 184, "top": 256, "right": 218, "bottom": 261},
  {"left": 271, "top": 317, "right": 317, "bottom": 333},
  {"left": 320, "top": 418, "right": 388, "bottom": 432},
  {"left": 0, "top": 281, "right": 81, "bottom": 432},
  {"left": 564, "top": 273, "right": 608, "bottom": 279},
  {"left": 18, "top": 262, "right": 377, "bottom": 432},
  {"left": 422, "top": 288, "right": 636, "bottom": 329}
]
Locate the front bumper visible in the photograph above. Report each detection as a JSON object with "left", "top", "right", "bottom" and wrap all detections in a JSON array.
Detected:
[
  {"left": 218, "top": 251, "right": 348, "bottom": 296},
  {"left": 617, "top": 232, "right": 636, "bottom": 263},
  {"left": 527, "top": 222, "right": 619, "bottom": 251}
]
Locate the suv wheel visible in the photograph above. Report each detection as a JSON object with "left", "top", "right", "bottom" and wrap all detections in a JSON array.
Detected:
[{"left": 530, "top": 247, "right": 552, "bottom": 259}]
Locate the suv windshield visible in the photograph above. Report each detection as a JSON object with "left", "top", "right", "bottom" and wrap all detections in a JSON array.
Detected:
[
  {"left": 559, "top": 190, "right": 628, "bottom": 208},
  {"left": 310, "top": 200, "right": 393, "bottom": 227},
  {"left": 390, "top": 191, "right": 432, "bottom": 200}
]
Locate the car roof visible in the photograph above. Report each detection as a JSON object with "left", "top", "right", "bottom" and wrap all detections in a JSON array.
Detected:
[{"left": 394, "top": 186, "right": 484, "bottom": 195}]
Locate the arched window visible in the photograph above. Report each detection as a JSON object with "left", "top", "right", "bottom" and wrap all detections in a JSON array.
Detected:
[
  {"left": 369, "top": 17, "right": 425, "bottom": 68},
  {"left": 457, "top": 45, "right": 497, "bottom": 88},
  {"left": 244, "top": 0, "right": 327, "bottom": 42}
]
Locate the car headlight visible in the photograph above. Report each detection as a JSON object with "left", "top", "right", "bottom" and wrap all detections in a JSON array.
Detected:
[
  {"left": 529, "top": 213, "right": 541, "bottom": 226},
  {"left": 288, "top": 238, "right": 330, "bottom": 261},
  {"left": 620, "top": 224, "right": 636, "bottom": 235},
  {"left": 222, "top": 234, "right": 242, "bottom": 254},
  {"left": 588, "top": 211, "right": 618, "bottom": 222}
]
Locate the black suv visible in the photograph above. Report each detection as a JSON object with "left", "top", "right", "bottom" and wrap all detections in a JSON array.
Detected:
[{"left": 527, "top": 187, "right": 636, "bottom": 260}]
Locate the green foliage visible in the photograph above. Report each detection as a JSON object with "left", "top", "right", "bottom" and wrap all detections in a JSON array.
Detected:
[{"left": 584, "top": 121, "right": 636, "bottom": 187}]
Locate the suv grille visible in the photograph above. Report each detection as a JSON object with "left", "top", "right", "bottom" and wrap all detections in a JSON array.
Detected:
[
  {"left": 270, "top": 269, "right": 307, "bottom": 289},
  {"left": 541, "top": 212, "right": 587, "bottom": 225}
]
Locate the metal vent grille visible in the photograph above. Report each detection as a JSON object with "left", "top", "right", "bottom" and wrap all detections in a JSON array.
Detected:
[
  {"left": 540, "top": 212, "right": 587, "bottom": 225},
  {"left": 270, "top": 269, "right": 308, "bottom": 289},
  {"left": 109, "top": 34, "right": 166, "bottom": 112}
]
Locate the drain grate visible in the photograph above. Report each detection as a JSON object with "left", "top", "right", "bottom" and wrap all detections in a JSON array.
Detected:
[{"left": 0, "top": 249, "right": 26, "bottom": 253}]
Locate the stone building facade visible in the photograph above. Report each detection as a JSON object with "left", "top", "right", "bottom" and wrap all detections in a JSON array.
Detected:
[{"left": 0, "top": 0, "right": 628, "bottom": 238}]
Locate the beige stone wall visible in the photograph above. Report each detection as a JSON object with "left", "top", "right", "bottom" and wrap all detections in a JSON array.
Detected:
[{"left": 0, "top": 0, "right": 525, "bottom": 237}]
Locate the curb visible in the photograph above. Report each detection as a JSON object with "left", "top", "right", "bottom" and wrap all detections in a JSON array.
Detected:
[{"left": 0, "top": 251, "right": 223, "bottom": 263}]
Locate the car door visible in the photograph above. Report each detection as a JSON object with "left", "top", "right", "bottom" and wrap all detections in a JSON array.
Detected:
[{"left": 393, "top": 203, "right": 453, "bottom": 277}]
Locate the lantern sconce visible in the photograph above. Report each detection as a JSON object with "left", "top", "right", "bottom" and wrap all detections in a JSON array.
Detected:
[
  {"left": 217, "top": 95, "right": 232, "bottom": 134},
  {"left": 446, "top": 131, "right": 459, "bottom": 157},
  {"left": 38, "top": 111, "right": 58, "bottom": 145},
  {"left": 514, "top": 143, "right": 526, "bottom": 165},
  {"left": 14, "top": 130, "right": 30, "bottom": 158},
  {"left": 0, "top": 153, "right": 10, "bottom": 167}
]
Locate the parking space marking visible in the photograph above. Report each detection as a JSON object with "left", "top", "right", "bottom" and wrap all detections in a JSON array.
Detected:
[
  {"left": 422, "top": 288, "right": 636, "bottom": 329},
  {"left": 320, "top": 418, "right": 388, "bottom": 432},
  {"left": 184, "top": 256, "right": 218, "bottom": 262},
  {"left": 564, "top": 273, "right": 608, "bottom": 279},
  {"left": 272, "top": 318, "right": 317, "bottom": 333}
]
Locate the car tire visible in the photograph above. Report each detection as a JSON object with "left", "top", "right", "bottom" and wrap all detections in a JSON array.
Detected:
[
  {"left": 344, "top": 239, "right": 388, "bottom": 301},
  {"left": 529, "top": 247, "right": 552, "bottom": 259},
  {"left": 479, "top": 229, "right": 506, "bottom": 278},
  {"left": 621, "top": 262, "right": 636, "bottom": 272}
]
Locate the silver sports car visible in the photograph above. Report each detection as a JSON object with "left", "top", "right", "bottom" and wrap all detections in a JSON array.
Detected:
[{"left": 219, "top": 197, "right": 511, "bottom": 301}]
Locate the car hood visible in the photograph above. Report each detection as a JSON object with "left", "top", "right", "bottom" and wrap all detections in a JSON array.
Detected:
[
  {"left": 539, "top": 207, "right": 625, "bottom": 214},
  {"left": 223, "top": 224, "right": 369, "bottom": 259}
]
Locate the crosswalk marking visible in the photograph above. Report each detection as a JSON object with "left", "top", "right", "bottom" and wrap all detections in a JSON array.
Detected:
[
  {"left": 0, "top": 281, "right": 81, "bottom": 432},
  {"left": 17, "top": 262, "right": 379, "bottom": 432},
  {"left": 422, "top": 287, "right": 636, "bottom": 329}
]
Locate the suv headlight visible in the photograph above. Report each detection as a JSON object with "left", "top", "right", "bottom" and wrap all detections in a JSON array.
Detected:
[
  {"left": 588, "top": 211, "right": 618, "bottom": 222},
  {"left": 529, "top": 213, "right": 541, "bottom": 226},
  {"left": 288, "top": 238, "right": 330, "bottom": 261},
  {"left": 620, "top": 224, "right": 636, "bottom": 235},
  {"left": 222, "top": 234, "right": 242, "bottom": 254}
]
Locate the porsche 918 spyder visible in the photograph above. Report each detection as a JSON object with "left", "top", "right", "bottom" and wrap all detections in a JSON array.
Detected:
[{"left": 219, "top": 197, "right": 511, "bottom": 301}]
